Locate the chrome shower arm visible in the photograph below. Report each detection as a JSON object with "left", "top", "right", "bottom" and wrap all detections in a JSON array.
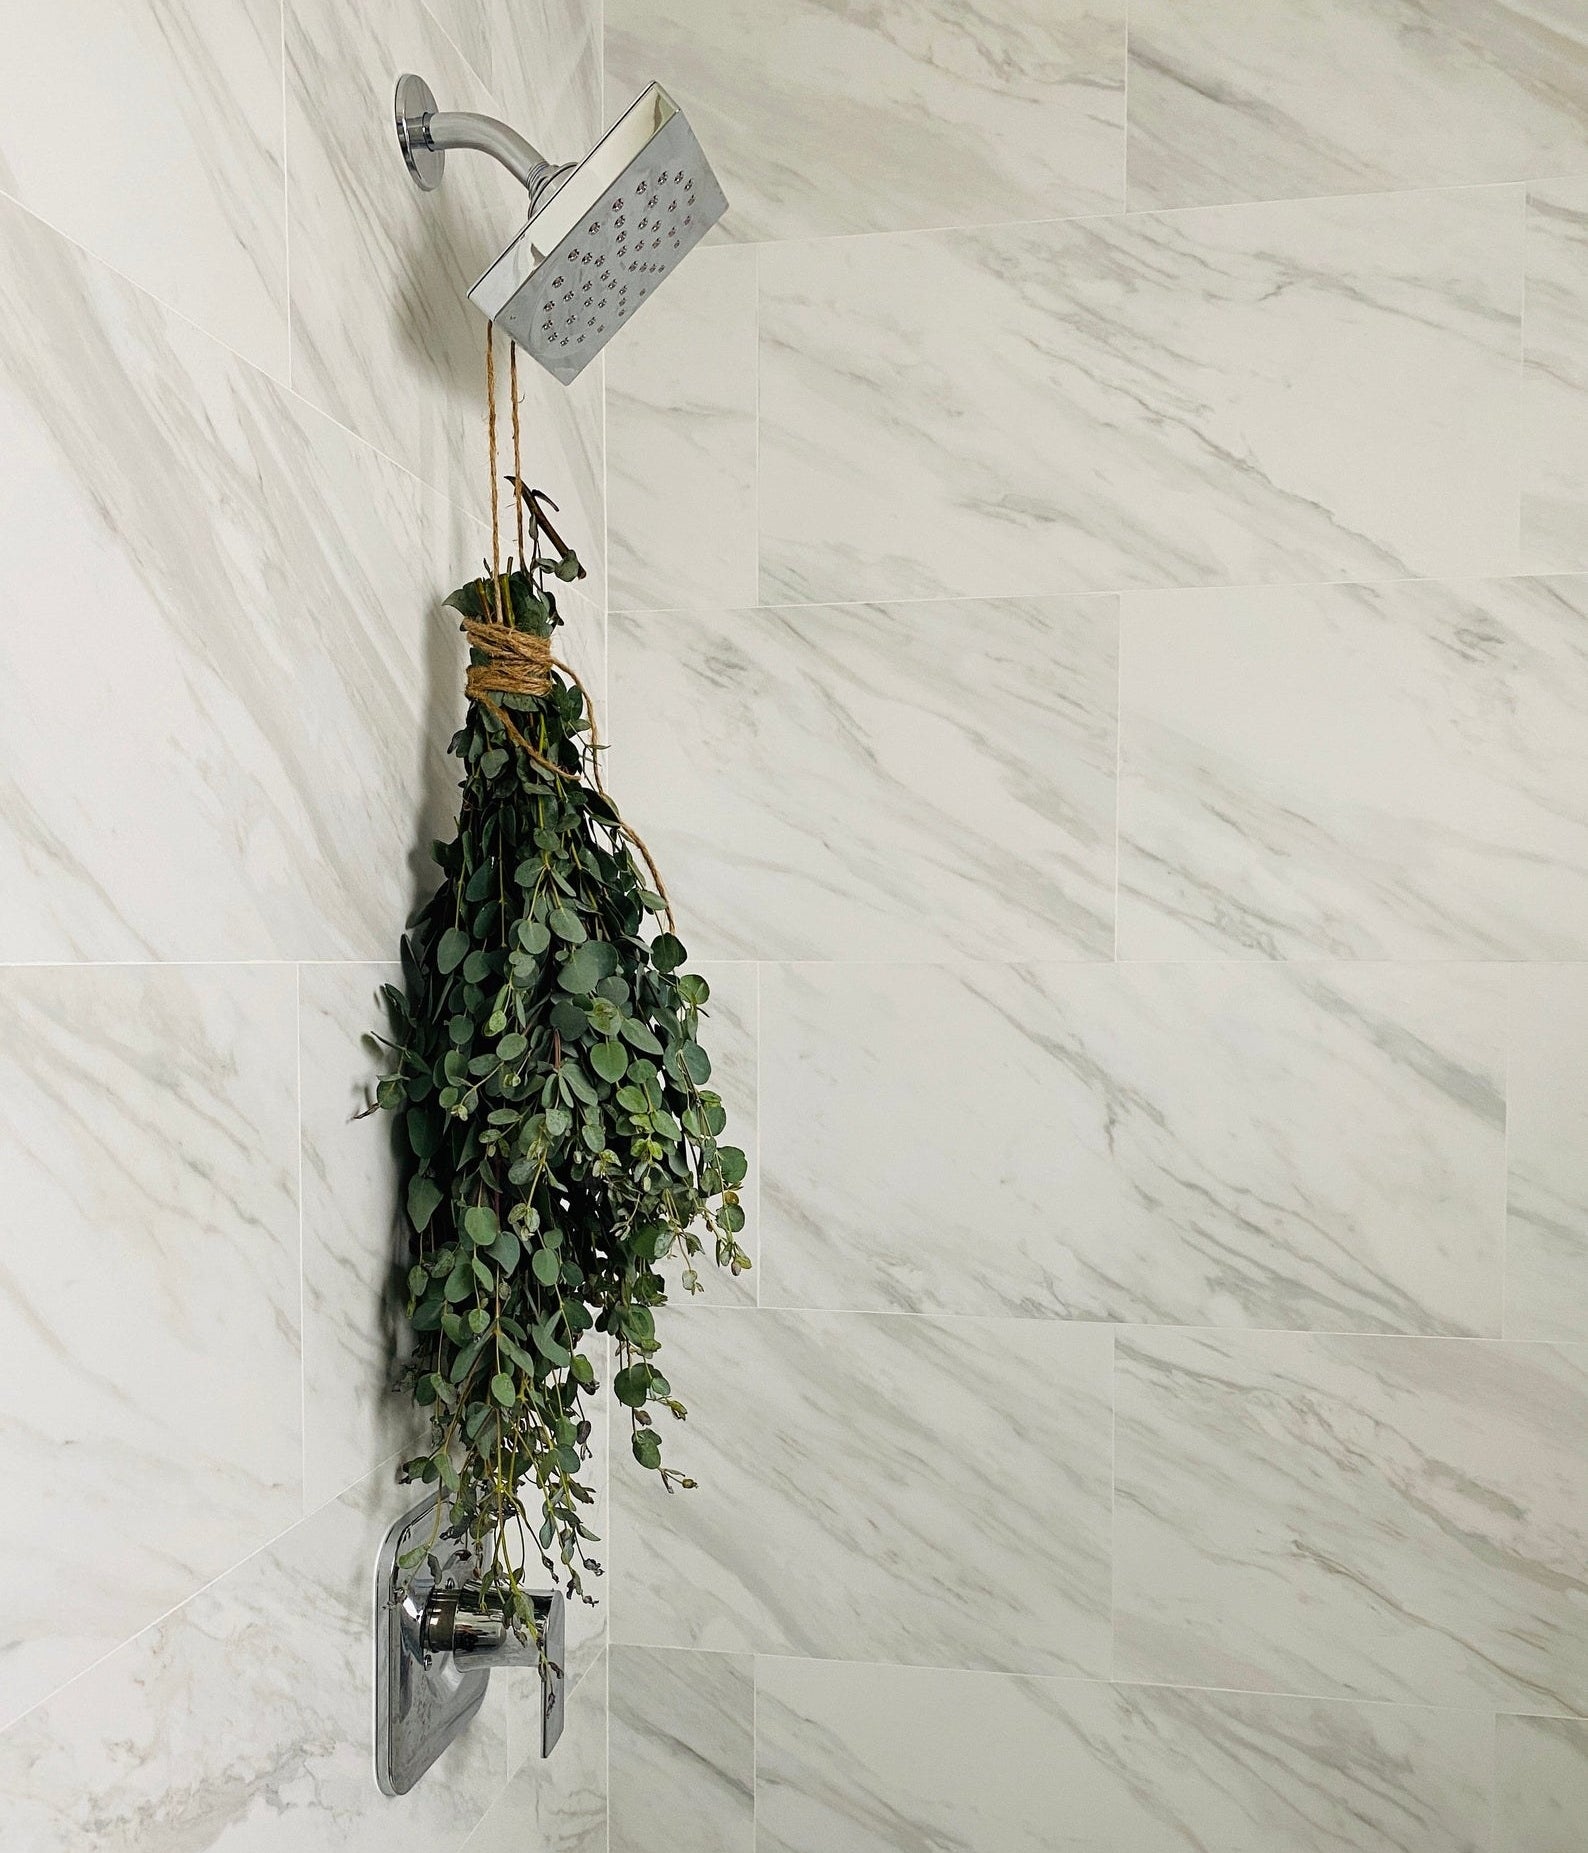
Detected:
[
  {"left": 423, "top": 110, "right": 551, "bottom": 190},
  {"left": 394, "top": 73, "right": 573, "bottom": 200}
]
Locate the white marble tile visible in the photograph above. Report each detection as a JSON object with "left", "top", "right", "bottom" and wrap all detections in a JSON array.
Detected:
[
  {"left": 610, "top": 1646, "right": 753, "bottom": 1853},
  {"left": 757, "top": 1657, "right": 1494, "bottom": 1853},
  {"left": 606, "top": 0, "right": 1125, "bottom": 242},
  {"left": 1506, "top": 967, "right": 1588, "bottom": 1343},
  {"left": 0, "top": 1470, "right": 509, "bottom": 1851},
  {"left": 607, "top": 245, "right": 757, "bottom": 612},
  {"left": 612, "top": 1308, "right": 1113, "bottom": 1676},
  {"left": 1115, "top": 1327, "right": 1588, "bottom": 1712},
  {"left": 609, "top": 597, "right": 1118, "bottom": 961},
  {"left": 0, "top": 1, "right": 288, "bottom": 375},
  {"left": 422, "top": 0, "right": 602, "bottom": 160},
  {"left": 1118, "top": 575, "right": 1588, "bottom": 961},
  {"left": 1496, "top": 1713, "right": 1588, "bottom": 1853},
  {"left": 759, "top": 187, "right": 1522, "bottom": 606},
  {"left": 466, "top": 1654, "right": 607, "bottom": 1853},
  {"left": 285, "top": 0, "right": 605, "bottom": 589},
  {"left": 299, "top": 963, "right": 423, "bottom": 1509},
  {"left": 0, "top": 963, "right": 300, "bottom": 1729},
  {"left": 761, "top": 961, "right": 1506, "bottom": 1336},
  {"left": 0, "top": 190, "right": 482, "bottom": 962},
  {"left": 1524, "top": 177, "right": 1588, "bottom": 572},
  {"left": 1128, "top": 0, "right": 1588, "bottom": 211}
]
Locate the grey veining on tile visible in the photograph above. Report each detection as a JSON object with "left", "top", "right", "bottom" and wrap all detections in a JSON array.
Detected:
[
  {"left": 1496, "top": 1712, "right": 1588, "bottom": 1853},
  {"left": 761, "top": 960, "right": 1505, "bottom": 1335},
  {"left": 758, "top": 186, "right": 1522, "bottom": 606},
  {"left": 0, "top": 190, "right": 481, "bottom": 962},
  {"left": 611, "top": 1646, "right": 753, "bottom": 1853},
  {"left": 0, "top": 1, "right": 288, "bottom": 374},
  {"left": 1128, "top": 0, "right": 1588, "bottom": 211},
  {"left": 1505, "top": 966, "right": 1588, "bottom": 1343},
  {"left": 0, "top": 963, "right": 300, "bottom": 1730},
  {"left": 300, "top": 963, "right": 422, "bottom": 1509},
  {"left": 607, "top": 245, "right": 758, "bottom": 612},
  {"left": 612, "top": 1308, "right": 1112, "bottom": 1675},
  {"left": 422, "top": 0, "right": 602, "bottom": 158},
  {"left": 607, "top": 0, "right": 1125, "bottom": 242},
  {"left": 609, "top": 597, "right": 1117, "bottom": 961},
  {"left": 0, "top": 1468, "right": 508, "bottom": 1852},
  {"left": 1115, "top": 1327, "right": 1588, "bottom": 1712},
  {"left": 285, "top": 0, "right": 605, "bottom": 587},
  {"left": 1524, "top": 177, "right": 1588, "bottom": 571},
  {"left": 465, "top": 1654, "right": 607, "bottom": 1853},
  {"left": 757, "top": 1656, "right": 1493, "bottom": 1853},
  {"left": 1119, "top": 575, "right": 1588, "bottom": 961}
]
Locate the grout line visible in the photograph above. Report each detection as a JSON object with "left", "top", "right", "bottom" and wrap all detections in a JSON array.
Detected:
[
  {"left": 606, "top": 1642, "right": 1566, "bottom": 1723},
  {"left": 675, "top": 175, "right": 1539, "bottom": 256},
  {"left": 1121, "top": 0, "right": 1131, "bottom": 212},
  {"left": 1106, "top": 1325, "right": 1117, "bottom": 1684},
  {"left": 753, "top": 241, "right": 762, "bottom": 607},
  {"left": 0, "top": 958, "right": 401, "bottom": 972},
  {"left": 603, "top": 553, "right": 1588, "bottom": 620},
  {"left": 1501, "top": 968, "right": 1514, "bottom": 1339},
  {"left": 751, "top": 1651, "right": 760, "bottom": 1848},
  {"left": 650, "top": 1299, "right": 1553, "bottom": 1347},
  {"left": 6, "top": 955, "right": 1587, "bottom": 977},
  {"left": 1112, "top": 597, "right": 1124, "bottom": 962},
  {"left": 280, "top": 0, "right": 291, "bottom": 390},
  {"left": 1518, "top": 183, "right": 1533, "bottom": 572},
  {"left": 295, "top": 961, "right": 308, "bottom": 1516}
]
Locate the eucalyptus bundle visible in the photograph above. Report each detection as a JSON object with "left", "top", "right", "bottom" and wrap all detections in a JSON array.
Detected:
[{"left": 375, "top": 515, "right": 748, "bottom": 1631}]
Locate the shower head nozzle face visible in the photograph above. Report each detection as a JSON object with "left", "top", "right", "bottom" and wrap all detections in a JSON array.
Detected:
[{"left": 470, "top": 84, "right": 727, "bottom": 385}]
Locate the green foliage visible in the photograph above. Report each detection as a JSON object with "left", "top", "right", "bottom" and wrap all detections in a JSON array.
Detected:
[{"left": 376, "top": 532, "right": 749, "bottom": 1634}]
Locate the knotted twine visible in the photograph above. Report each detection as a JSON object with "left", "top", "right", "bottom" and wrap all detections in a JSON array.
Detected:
[{"left": 467, "top": 324, "right": 673, "bottom": 920}]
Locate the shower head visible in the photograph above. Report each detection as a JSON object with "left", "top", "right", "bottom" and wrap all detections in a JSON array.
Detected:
[{"left": 395, "top": 74, "right": 728, "bottom": 385}]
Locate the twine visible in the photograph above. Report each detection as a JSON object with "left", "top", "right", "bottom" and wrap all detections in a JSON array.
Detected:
[{"left": 470, "top": 325, "right": 674, "bottom": 922}]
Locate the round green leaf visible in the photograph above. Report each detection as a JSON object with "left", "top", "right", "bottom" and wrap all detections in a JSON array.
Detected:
[
  {"left": 406, "top": 1175, "right": 443, "bottom": 1233},
  {"left": 436, "top": 927, "right": 470, "bottom": 974},
  {"left": 650, "top": 932, "right": 686, "bottom": 972}
]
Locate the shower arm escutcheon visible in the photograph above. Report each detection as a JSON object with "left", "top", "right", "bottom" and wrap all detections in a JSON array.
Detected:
[{"left": 394, "top": 72, "right": 575, "bottom": 204}]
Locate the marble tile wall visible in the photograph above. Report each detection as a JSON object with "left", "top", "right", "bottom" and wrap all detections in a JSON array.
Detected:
[
  {"left": 602, "top": 1, "right": 1588, "bottom": 1848},
  {"left": 0, "top": 2, "right": 608, "bottom": 1850}
]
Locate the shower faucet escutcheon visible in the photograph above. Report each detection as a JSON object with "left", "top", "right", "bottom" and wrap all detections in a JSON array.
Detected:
[
  {"left": 376, "top": 1495, "right": 568, "bottom": 1795},
  {"left": 393, "top": 71, "right": 729, "bottom": 384}
]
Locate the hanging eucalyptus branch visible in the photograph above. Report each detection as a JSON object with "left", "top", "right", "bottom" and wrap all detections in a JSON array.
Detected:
[{"left": 374, "top": 503, "right": 749, "bottom": 1633}]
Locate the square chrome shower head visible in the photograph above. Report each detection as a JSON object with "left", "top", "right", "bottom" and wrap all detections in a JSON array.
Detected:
[{"left": 469, "top": 84, "right": 728, "bottom": 384}]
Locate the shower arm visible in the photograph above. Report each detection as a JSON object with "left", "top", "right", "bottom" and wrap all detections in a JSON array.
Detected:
[{"left": 395, "top": 75, "right": 574, "bottom": 204}]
